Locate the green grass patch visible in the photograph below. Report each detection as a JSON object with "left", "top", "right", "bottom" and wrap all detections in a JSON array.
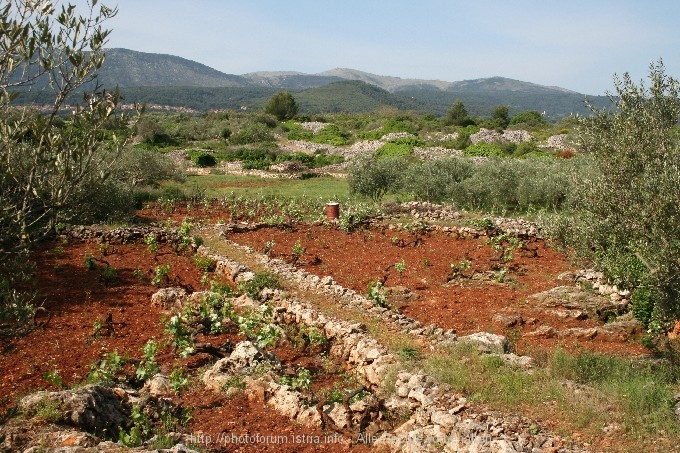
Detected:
[
  {"left": 161, "top": 174, "right": 348, "bottom": 200},
  {"left": 422, "top": 345, "right": 680, "bottom": 450}
]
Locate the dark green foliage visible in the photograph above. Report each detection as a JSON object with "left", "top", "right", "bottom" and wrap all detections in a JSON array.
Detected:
[
  {"left": 444, "top": 101, "right": 476, "bottom": 126},
  {"left": 224, "top": 148, "right": 277, "bottom": 170},
  {"left": 510, "top": 110, "right": 546, "bottom": 127},
  {"left": 513, "top": 140, "right": 540, "bottom": 157},
  {"left": 348, "top": 155, "right": 576, "bottom": 211},
  {"left": 631, "top": 286, "right": 659, "bottom": 328},
  {"left": 264, "top": 91, "right": 299, "bottom": 121},
  {"left": 221, "top": 147, "right": 343, "bottom": 170},
  {"left": 135, "top": 118, "right": 177, "bottom": 146},
  {"left": 403, "top": 158, "right": 474, "bottom": 202},
  {"left": 188, "top": 150, "right": 217, "bottom": 167},
  {"left": 491, "top": 105, "right": 511, "bottom": 129}
]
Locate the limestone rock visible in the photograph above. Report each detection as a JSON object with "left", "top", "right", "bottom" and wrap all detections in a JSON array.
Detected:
[
  {"left": 458, "top": 332, "right": 510, "bottom": 354},
  {"left": 203, "top": 341, "right": 277, "bottom": 391},
  {"left": 143, "top": 374, "right": 173, "bottom": 397},
  {"left": 20, "top": 385, "right": 131, "bottom": 435},
  {"left": 151, "top": 287, "right": 187, "bottom": 309}
]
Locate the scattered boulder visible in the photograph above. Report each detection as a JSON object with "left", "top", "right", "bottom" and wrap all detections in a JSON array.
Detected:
[
  {"left": 151, "top": 287, "right": 187, "bottom": 309},
  {"left": 592, "top": 319, "right": 645, "bottom": 341},
  {"left": 385, "top": 285, "right": 417, "bottom": 306},
  {"left": 143, "top": 374, "right": 174, "bottom": 398},
  {"left": 524, "top": 325, "right": 558, "bottom": 339},
  {"left": 493, "top": 313, "right": 524, "bottom": 327},
  {"left": 529, "top": 285, "right": 627, "bottom": 321},
  {"left": 458, "top": 332, "right": 510, "bottom": 354},
  {"left": 20, "top": 385, "right": 131, "bottom": 436},
  {"left": 203, "top": 341, "right": 279, "bottom": 391}
]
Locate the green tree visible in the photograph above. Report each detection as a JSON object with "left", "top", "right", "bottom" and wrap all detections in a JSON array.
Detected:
[
  {"left": 491, "top": 105, "right": 510, "bottom": 129},
  {"left": 0, "top": 0, "right": 136, "bottom": 243},
  {"left": 264, "top": 91, "right": 299, "bottom": 121},
  {"left": 562, "top": 59, "right": 680, "bottom": 330},
  {"left": 444, "top": 100, "right": 475, "bottom": 126},
  {"left": 0, "top": 0, "right": 135, "bottom": 328},
  {"left": 510, "top": 110, "right": 546, "bottom": 127},
  {"left": 348, "top": 156, "right": 406, "bottom": 202}
]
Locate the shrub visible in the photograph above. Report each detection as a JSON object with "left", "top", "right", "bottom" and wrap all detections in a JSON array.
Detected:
[
  {"left": 510, "top": 110, "right": 546, "bottom": 127},
  {"left": 188, "top": 150, "right": 217, "bottom": 167},
  {"left": 374, "top": 141, "right": 414, "bottom": 159},
  {"left": 631, "top": 286, "right": 659, "bottom": 329},
  {"left": 314, "top": 124, "right": 351, "bottom": 146},
  {"left": 464, "top": 142, "right": 504, "bottom": 157},
  {"left": 444, "top": 101, "right": 476, "bottom": 126},
  {"left": 561, "top": 60, "right": 680, "bottom": 328},
  {"left": 194, "top": 255, "right": 217, "bottom": 272},
  {"left": 513, "top": 140, "right": 540, "bottom": 157},
  {"left": 230, "top": 123, "right": 275, "bottom": 145},
  {"left": 348, "top": 156, "right": 407, "bottom": 202},
  {"left": 403, "top": 157, "right": 473, "bottom": 202},
  {"left": 237, "top": 272, "right": 281, "bottom": 299}
]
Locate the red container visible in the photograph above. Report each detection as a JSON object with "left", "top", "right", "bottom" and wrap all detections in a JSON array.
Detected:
[{"left": 326, "top": 202, "right": 340, "bottom": 221}]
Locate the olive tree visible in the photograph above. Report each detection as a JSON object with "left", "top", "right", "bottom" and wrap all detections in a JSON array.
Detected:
[
  {"left": 0, "top": 0, "right": 135, "bottom": 328},
  {"left": 348, "top": 155, "right": 406, "bottom": 202},
  {"left": 564, "top": 60, "right": 680, "bottom": 331},
  {"left": 264, "top": 91, "right": 298, "bottom": 121}
]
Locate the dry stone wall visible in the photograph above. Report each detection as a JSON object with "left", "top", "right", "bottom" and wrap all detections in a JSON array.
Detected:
[{"left": 194, "top": 241, "right": 587, "bottom": 452}]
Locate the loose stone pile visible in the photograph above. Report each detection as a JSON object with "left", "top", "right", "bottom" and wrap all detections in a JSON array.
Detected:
[
  {"left": 65, "top": 225, "right": 182, "bottom": 245},
  {"left": 541, "top": 134, "right": 572, "bottom": 150},
  {"left": 470, "top": 129, "right": 533, "bottom": 145},
  {"left": 299, "top": 121, "right": 328, "bottom": 133},
  {"left": 413, "top": 146, "right": 463, "bottom": 160}
]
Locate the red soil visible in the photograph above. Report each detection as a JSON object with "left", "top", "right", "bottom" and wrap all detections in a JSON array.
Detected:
[
  {"left": 228, "top": 223, "right": 647, "bottom": 357},
  {"left": 0, "top": 238, "right": 368, "bottom": 452}
]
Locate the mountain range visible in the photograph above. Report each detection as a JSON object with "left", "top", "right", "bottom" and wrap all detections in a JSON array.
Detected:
[{"left": 20, "top": 48, "right": 613, "bottom": 119}]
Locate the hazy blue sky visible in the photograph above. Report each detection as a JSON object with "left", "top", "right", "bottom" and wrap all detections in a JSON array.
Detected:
[{"left": 76, "top": 0, "right": 679, "bottom": 95}]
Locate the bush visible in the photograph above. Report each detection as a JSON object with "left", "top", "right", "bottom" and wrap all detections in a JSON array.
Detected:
[
  {"left": 188, "top": 150, "right": 217, "bottom": 167},
  {"left": 237, "top": 272, "right": 281, "bottom": 299},
  {"left": 464, "top": 142, "right": 504, "bottom": 157},
  {"left": 561, "top": 60, "right": 680, "bottom": 328},
  {"left": 374, "top": 142, "right": 414, "bottom": 159},
  {"left": 348, "top": 156, "right": 407, "bottom": 202},
  {"left": 403, "top": 158, "right": 473, "bottom": 202},
  {"left": 631, "top": 286, "right": 659, "bottom": 328},
  {"left": 314, "top": 124, "right": 351, "bottom": 146},
  {"left": 230, "top": 123, "right": 275, "bottom": 145},
  {"left": 113, "top": 148, "right": 185, "bottom": 188},
  {"left": 510, "top": 110, "right": 546, "bottom": 127}
]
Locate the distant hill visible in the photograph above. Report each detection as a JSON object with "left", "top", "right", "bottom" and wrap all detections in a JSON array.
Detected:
[
  {"left": 242, "top": 71, "right": 345, "bottom": 90},
  {"left": 295, "top": 80, "right": 425, "bottom": 113},
  {"left": 97, "top": 49, "right": 249, "bottom": 87},
  {"left": 13, "top": 48, "right": 613, "bottom": 119}
]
